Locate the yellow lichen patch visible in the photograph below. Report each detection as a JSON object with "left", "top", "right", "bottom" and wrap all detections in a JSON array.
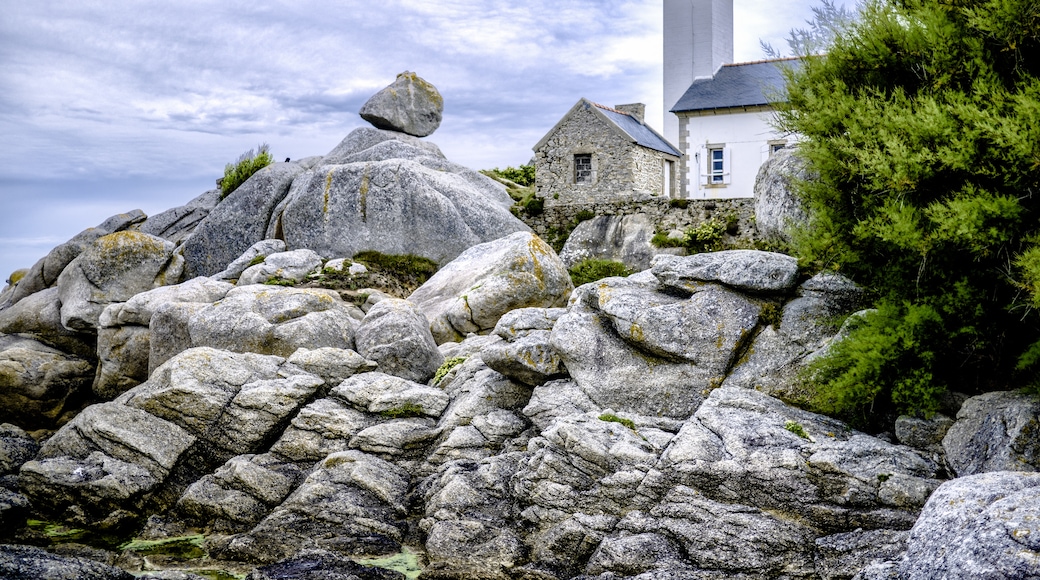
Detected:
[
  {"left": 359, "top": 167, "right": 370, "bottom": 222},
  {"left": 630, "top": 323, "right": 644, "bottom": 343},
  {"left": 7, "top": 268, "right": 28, "bottom": 285},
  {"left": 324, "top": 170, "right": 334, "bottom": 214}
]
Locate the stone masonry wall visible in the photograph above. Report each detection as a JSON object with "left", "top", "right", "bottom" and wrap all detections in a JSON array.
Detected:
[
  {"left": 521, "top": 198, "right": 757, "bottom": 250},
  {"left": 535, "top": 101, "right": 675, "bottom": 208}
]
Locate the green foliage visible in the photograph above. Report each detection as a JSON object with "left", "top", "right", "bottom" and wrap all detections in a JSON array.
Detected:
[
  {"left": 574, "top": 209, "right": 595, "bottom": 223},
  {"left": 433, "top": 356, "right": 467, "bottom": 385},
  {"left": 120, "top": 534, "right": 207, "bottom": 559},
  {"left": 220, "top": 144, "right": 273, "bottom": 199},
  {"left": 669, "top": 198, "right": 689, "bottom": 209},
  {"left": 352, "top": 251, "right": 439, "bottom": 290},
  {"left": 380, "top": 403, "right": 426, "bottom": 419},
  {"left": 779, "top": 0, "right": 1040, "bottom": 423},
  {"left": 263, "top": 276, "right": 297, "bottom": 287},
  {"left": 651, "top": 219, "right": 728, "bottom": 253},
  {"left": 784, "top": 420, "right": 810, "bottom": 439},
  {"left": 568, "top": 259, "right": 632, "bottom": 287},
  {"left": 599, "top": 413, "right": 636, "bottom": 430},
  {"left": 484, "top": 164, "right": 535, "bottom": 187}
]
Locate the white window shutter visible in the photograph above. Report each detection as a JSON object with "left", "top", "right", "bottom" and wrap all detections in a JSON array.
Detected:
[
  {"left": 723, "top": 147, "right": 733, "bottom": 185},
  {"left": 699, "top": 146, "right": 709, "bottom": 186}
]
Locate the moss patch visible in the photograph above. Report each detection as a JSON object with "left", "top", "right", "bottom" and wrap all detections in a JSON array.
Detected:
[
  {"left": 433, "top": 357, "right": 467, "bottom": 386},
  {"left": 599, "top": 413, "right": 636, "bottom": 431},
  {"left": 354, "top": 547, "right": 424, "bottom": 579}
]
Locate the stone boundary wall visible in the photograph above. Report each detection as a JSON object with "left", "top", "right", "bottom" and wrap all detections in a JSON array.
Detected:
[{"left": 520, "top": 198, "right": 758, "bottom": 248}]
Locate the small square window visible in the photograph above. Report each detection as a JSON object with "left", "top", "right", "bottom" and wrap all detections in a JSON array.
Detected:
[{"left": 575, "top": 154, "right": 592, "bottom": 184}]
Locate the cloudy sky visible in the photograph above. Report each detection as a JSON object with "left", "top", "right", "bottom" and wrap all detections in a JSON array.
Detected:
[{"left": 0, "top": 0, "right": 849, "bottom": 281}]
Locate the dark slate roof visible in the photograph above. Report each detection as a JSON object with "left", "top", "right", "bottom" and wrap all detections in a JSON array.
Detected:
[
  {"left": 593, "top": 103, "right": 681, "bottom": 157},
  {"left": 671, "top": 58, "right": 800, "bottom": 113}
]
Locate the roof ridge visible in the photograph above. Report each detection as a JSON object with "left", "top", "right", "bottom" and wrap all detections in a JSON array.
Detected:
[
  {"left": 721, "top": 56, "right": 802, "bottom": 67},
  {"left": 591, "top": 102, "right": 630, "bottom": 117}
]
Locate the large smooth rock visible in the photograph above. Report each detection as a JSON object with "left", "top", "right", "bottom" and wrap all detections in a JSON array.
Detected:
[
  {"left": 359, "top": 71, "right": 443, "bottom": 137},
  {"left": 0, "top": 287, "right": 97, "bottom": 360},
  {"left": 943, "top": 390, "right": 1040, "bottom": 476},
  {"left": 56, "top": 231, "right": 183, "bottom": 331},
  {"left": 324, "top": 127, "right": 444, "bottom": 165},
  {"left": 139, "top": 189, "right": 222, "bottom": 246},
  {"left": 354, "top": 299, "right": 442, "bottom": 383},
  {"left": 754, "top": 146, "right": 810, "bottom": 245},
  {"left": 0, "top": 423, "right": 39, "bottom": 475},
  {"left": 652, "top": 250, "right": 800, "bottom": 294},
  {"left": 900, "top": 471, "right": 1040, "bottom": 579},
  {"left": 408, "top": 232, "right": 572, "bottom": 344},
  {"left": 558, "top": 213, "right": 661, "bottom": 272},
  {"left": 187, "top": 285, "right": 362, "bottom": 358},
  {"left": 0, "top": 210, "right": 146, "bottom": 310},
  {"left": 269, "top": 398, "right": 376, "bottom": 463},
  {"left": 181, "top": 162, "right": 305, "bottom": 278},
  {"left": 0, "top": 335, "right": 94, "bottom": 429},
  {"left": 332, "top": 372, "right": 449, "bottom": 418},
  {"left": 276, "top": 157, "right": 528, "bottom": 268},
  {"left": 214, "top": 239, "right": 288, "bottom": 282}
]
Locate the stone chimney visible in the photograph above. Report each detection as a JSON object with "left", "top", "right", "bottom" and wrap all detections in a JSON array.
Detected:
[{"left": 615, "top": 103, "right": 646, "bottom": 122}]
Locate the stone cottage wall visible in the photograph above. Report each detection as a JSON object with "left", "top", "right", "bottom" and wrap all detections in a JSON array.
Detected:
[{"left": 535, "top": 102, "right": 668, "bottom": 208}]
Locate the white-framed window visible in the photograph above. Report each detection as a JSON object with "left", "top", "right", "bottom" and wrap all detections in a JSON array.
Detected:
[
  {"left": 768, "top": 140, "right": 787, "bottom": 156},
  {"left": 574, "top": 154, "right": 592, "bottom": 184},
  {"left": 709, "top": 147, "right": 725, "bottom": 183}
]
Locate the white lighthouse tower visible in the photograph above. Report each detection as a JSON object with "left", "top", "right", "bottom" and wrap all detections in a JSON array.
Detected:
[{"left": 662, "top": 0, "right": 734, "bottom": 146}]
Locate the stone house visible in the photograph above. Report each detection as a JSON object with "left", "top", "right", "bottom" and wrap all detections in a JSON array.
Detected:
[
  {"left": 664, "top": 0, "right": 795, "bottom": 200},
  {"left": 533, "top": 99, "right": 681, "bottom": 208}
]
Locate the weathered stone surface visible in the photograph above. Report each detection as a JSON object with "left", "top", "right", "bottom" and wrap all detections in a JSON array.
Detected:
[
  {"left": 177, "top": 453, "right": 303, "bottom": 531},
  {"left": 93, "top": 324, "right": 151, "bottom": 399},
  {"left": 722, "top": 272, "right": 866, "bottom": 400},
  {"left": 652, "top": 250, "right": 800, "bottom": 294},
  {"left": 349, "top": 418, "right": 440, "bottom": 457},
  {"left": 1, "top": 210, "right": 147, "bottom": 310},
  {"left": 0, "top": 424, "right": 38, "bottom": 475},
  {"left": 558, "top": 213, "right": 660, "bottom": 272},
  {"left": 148, "top": 302, "right": 208, "bottom": 373},
  {"left": 354, "top": 299, "right": 442, "bottom": 383},
  {"left": 120, "top": 347, "right": 323, "bottom": 456},
  {"left": 139, "top": 189, "right": 222, "bottom": 246},
  {"left": 943, "top": 390, "right": 1040, "bottom": 476},
  {"left": 277, "top": 158, "right": 528, "bottom": 268},
  {"left": 895, "top": 413, "right": 954, "bottom": 455},
  {"left": 56, "top": 231, "right": 183, "bottom": 331},
  {"left": 181, "top": 163, "right": 305, "bottom": 278},
  {"left": 0, "top": 287, "right": 97, "bottom": 361},
  {"left": 244, "top": 548, "right": 406, "bottom": 580},
  {"left": 491, "top": 307, "right": 567, "bottom": 340},
  {"left": 408, "top": 232, "right": 572, "bottom": 344},
  {"left": 654, "top": 387, "right": 942, "bottom": 531},
  {"left": 324, "top": 127, "right": 444, "bottom": 165},
  {"left": 422, "top": 357, "right": 532, "bottom": 474},
  {"left": 900, "top": 471, "right": 1040, "bottom": 579},
  {"left": 0, "top": 543, "right": 135, "bottom": 580},
  {"left": 214, "top": 239, "right": 288, "bottom": 282},
  {"left": 419, "top": 453, "right": 527, "bottom": 578},
  {"left": 20, "top": 403, "right": 195, "bottom": 525},
  {"left": 238, "top": 249, "right": 323, "bottom": 286},
  {"left": 814, "top": 528, "right": 908, "bottom": 580},
  {"left": 187, "top": 285, "right": 361, "bottom": 358},
  {"left": 332, "top": 372, "right": 449, "bottom": 418},
  {"left": 522, "top": 379, "right": 598, "bottom": 432},
  {"left": 103, "top": 277, "right": 234, "bottom": 328},
  {"left": 0, "top": 335, "right": 94, "bottom": 429},
  {"left": 359, "top": 71, "right": 443, "bottom": 137},
  {"left": 481, "top": 329, "right": 564, "bottom": 386},
  {"left": 754, "top": 146, "right": 810, "bottom": 245},
  {"left": 269, "top": 398, "right": 376, "bottom": 463},
  {"left": 286, "top": 348, "right": 376, "bottom": 388},
  {"left": 220, "top": 451, "right": 410, "bottom": 563}
]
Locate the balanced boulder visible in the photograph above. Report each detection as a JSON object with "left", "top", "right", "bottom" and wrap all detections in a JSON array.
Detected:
[{"left": 359, "top": 71, "right": 443, "bottom": 137}]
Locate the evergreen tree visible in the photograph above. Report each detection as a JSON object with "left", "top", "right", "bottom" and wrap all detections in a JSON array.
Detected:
[{"left": 777, "top": 0, "right": 1040, "bottom": 425}]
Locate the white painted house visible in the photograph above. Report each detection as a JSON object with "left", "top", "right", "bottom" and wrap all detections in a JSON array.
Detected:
[{"left": 664, "top": 0, "right": 796, "bottom": 200}]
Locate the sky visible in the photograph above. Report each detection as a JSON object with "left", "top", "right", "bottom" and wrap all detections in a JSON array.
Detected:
[{"left": 0, "top": 0, "right": 851, "bottom": 281}]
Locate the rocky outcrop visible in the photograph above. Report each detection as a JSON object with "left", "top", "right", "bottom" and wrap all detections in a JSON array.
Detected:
[
  {"left": 942, "top": 390, "right": 1040, "bottom": 476},
  {"left": 408, "top": 232, "right": 572, "bottom": 344},
  {"left": 900, "top": 471, "right": 1040, "bottom": 579},
  {"left": 0, "top": 544, "right": 135, "bottom": 580},
  {"left": 139, "top": 189, "right": 222, "bottom": 246},
  {"left": 0, "top": 335, "right": 94, "bottom": 428},
  {"left": 359, "top": 71, "right": 443, "bottom": 137},
  {"left": 558, "top": 214, "right": 660, "bottom": 272},
  {"left": 237, "top": 249, "right": 323, "bottom": 286},
  {"left": 275, "top": 136, "right": 528, "bottom": 267},
  {"left": 354, "top": 299, "right": 443, "bottom": 383},
  {"left": 754, "top": 146, "right": 809, "bottom": 245}
]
